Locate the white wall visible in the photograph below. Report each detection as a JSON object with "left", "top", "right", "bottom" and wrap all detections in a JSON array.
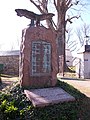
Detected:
[
  {"left": 75, "top": 53, "right": 84, "bottom": 78},
  {"left": 66, "top": 49, "right": 73, "bottom": 66},
  {"left": 76, "top": 52, "right": 90, "bottom": 79},
  {"left": 84, "top": 52, "right": 90, "bottom": 78}
]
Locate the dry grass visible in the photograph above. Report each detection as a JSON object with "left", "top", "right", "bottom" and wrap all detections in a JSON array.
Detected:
[
  {"left": 0, "top": 75, "right": 19, "bottom": 92},
  {"left": 64, "top": 72, "right": 76, "bottom": 78}
]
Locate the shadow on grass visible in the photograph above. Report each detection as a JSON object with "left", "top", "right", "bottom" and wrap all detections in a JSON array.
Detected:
[
  {"left": 0, "top": 82, "right": 10, "bottom": 91},
  {"left": 80, "top": 97, "right": 90, "bottom": 120},
  {"left": 24, "top": 80, "right": 90, "bottom": 120},
  {"left": 57, "top": 80, "right": 90, "bottom": 120},
  {"left": 0, "top": 80, "right": 16, "bottom": 91}
]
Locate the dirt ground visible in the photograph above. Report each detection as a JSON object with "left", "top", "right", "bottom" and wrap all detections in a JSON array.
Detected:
[
  {"left": 60, "top": 78, "right": 90, "bottom": 98},
  {"left": 0, "top": 76, "right": 19, "bottom": 91}
]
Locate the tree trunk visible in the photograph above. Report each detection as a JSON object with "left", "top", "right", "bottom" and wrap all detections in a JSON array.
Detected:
[
  {"left": 29, "top": 0, "right": 71, "bottom": 75},
  {"left": 57, "top": 0, "right": 66, "bottom": 75}
]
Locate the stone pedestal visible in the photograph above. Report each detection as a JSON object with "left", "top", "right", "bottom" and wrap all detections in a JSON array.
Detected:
[{"left": 19, "top": 26, "right": 58, "bottom": 88}]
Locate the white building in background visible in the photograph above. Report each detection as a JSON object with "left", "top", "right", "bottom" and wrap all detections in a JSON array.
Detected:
[{"left": 76, "top": 45, "right": 90, "bottom": 79}]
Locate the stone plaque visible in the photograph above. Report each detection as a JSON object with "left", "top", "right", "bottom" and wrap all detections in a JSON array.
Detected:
[{"left": 31, "top": 41, "right": 51, "bottom": 76}]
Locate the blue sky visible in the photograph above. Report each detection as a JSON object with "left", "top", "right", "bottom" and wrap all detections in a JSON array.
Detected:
[{"left": 0, "top": 0, "right": 90, "bottom": 55}]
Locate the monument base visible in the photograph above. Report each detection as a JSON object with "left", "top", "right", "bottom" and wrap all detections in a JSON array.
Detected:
[{"left": 24, "top": 87, "right": 75, "bottom": 107}]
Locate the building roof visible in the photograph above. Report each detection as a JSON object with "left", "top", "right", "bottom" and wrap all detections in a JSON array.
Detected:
[
  {"left": 77, "top": 45, "right": 90, "bottom": 54},
  {"left": 0, "top": 48, "right": 73, "bottom": 57},
  {"left": 0, "top": 50, "right": 19, "bottom": 56}
]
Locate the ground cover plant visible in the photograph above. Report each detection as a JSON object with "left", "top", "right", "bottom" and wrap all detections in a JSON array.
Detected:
[{"left": 0, "top": 79, "right": 90, "bottom": 120}]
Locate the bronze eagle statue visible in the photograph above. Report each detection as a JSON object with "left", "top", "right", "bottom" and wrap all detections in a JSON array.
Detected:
[{"left": 15, "top": 9, "right": 54, "bottom": 26}]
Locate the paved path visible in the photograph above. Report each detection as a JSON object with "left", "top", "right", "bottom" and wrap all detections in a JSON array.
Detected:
[
  {"left": 0, "top": 77, "right": 18, "bottom": 91},
  {"left": 60, "top": 78, "right": 90, "bottom": 98}
]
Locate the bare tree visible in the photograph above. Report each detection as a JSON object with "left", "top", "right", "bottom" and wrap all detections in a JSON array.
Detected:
[
  {"left": 66, "top": 27, "right": 78, "bottom": 52},
  {"left": 76, "top": 23, "right": 90, "bottom": 48},
  {"left": 29, "top": 0, "right": 84, "bottom": 75}
]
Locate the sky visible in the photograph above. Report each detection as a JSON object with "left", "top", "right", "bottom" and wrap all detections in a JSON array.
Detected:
[
  {"left": 0, "top": 0, "right": 90, "bottom": 56},
  {"left": 0, "top": 0, "right": 36, "bottom": 50}
]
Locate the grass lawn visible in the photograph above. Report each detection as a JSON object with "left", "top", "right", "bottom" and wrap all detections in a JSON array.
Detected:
[
  {"left": 0, "top": 77, "right": 90, "bottom": 120},
  {"left": 57, "top": 80, "right": 90, "bottom": 120}
]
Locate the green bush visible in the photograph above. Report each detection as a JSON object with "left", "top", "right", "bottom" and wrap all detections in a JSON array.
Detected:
[
  {"left": 0, "top": 99, "right": 19, "bottom": 119},
  {"left": 0, "top": 80, "right": 88, "bottom": 120},
  {"left": 0, "top": 85, "right": 32, "bottom": 120}
]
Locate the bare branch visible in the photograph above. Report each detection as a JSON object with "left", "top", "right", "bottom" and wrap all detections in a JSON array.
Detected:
[
  {"left": 66, "top": 0, "right": 80, "bottom": 11},
  {"left": 67, "top": 3, "right": 73, "bottom": 10},
  {"left": 41, "top": 0, "right": 48, "bottom": 13},
  {"left": 66, "top": 28, "right": 73, "bottom": 43},
  {"left": 30, "top": 0, "right": 55, "bottom": 32},
  {"left": 30, "top": 0, "right": 44, "bottom": 13},
  {"left": 66, "top": 0, "right": 72, "bottom": 7},
  {"left": 51, "top": 19, "right": 57, "bottom": 30},
  {"left": 76, "top": 23, "right": 90, "bottom": 46},
  {"left": 74, "top": 0, "right": 79, "bottom": 5},
  {"left": 66, "top": 0, "right": 73, "bottom": 11},
  {"left": 66, "top": 15, "right": 80, "bottom": 24},
  {"left": 54, "top": 0, "right": 57, "bottom": 10}
]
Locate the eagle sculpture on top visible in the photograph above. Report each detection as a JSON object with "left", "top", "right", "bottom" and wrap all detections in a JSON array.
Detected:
[{"left": 15, "top": 9, "right": 54, "bottom": 26}]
